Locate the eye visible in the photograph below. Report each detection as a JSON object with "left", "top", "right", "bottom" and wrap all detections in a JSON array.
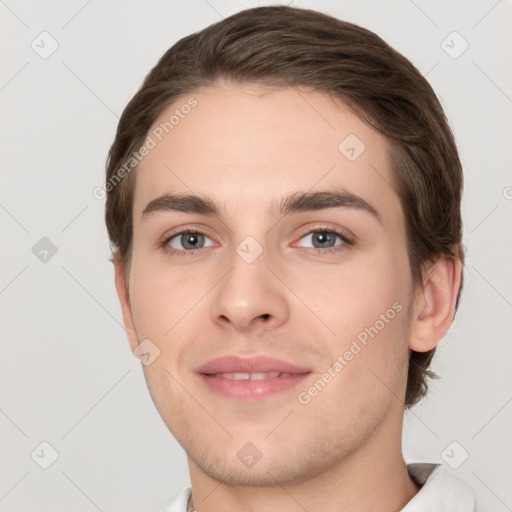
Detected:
[
  {"left": 160, "top": 226, "right": 353, "bottom": 256},
  {"left": 164, "top": 230, "right": 215, "bottom": 253},
  {"left": 295, "top": 228, "right": 352, "bottom": 253}
]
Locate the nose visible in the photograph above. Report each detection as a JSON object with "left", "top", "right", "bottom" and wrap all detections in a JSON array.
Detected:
[{"left": 210, "top": 247, "right": 290, "bottom": 333}]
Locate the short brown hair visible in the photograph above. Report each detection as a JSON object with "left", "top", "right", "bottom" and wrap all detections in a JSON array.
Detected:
[{"left": 105, "top": 6, "right": 464, "bottom": 408}]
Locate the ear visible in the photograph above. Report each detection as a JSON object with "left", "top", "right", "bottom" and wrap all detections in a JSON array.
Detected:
[
  {"left": 113, "top": 252, "right": 139, "bottom": 354},
  {"left": 409, "top": 255, "right": 462, "bottom": 352}
]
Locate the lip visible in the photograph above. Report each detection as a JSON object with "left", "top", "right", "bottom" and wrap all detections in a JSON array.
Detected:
[
  {"left": 195, "top": 355, "right": 312, "bottom": 374},
  {"left": 195, "top": 355, "right": 312, "bottom": 401}
]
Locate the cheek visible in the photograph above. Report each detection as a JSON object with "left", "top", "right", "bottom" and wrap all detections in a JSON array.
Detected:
[
  {"left": 332, "top": 251, "right": 411, "bottom": 385},
  {"left": 300, "top": 245, "right": 412, "bottom": 399},
  {"left": 300, "top": 248, "right": 410, "bottom": 339},
  {"left": 128, "top": 253, "right": 209, "bottom": 339}
]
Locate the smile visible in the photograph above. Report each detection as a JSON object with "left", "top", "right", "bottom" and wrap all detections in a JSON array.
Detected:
[{"left": 212, "top": 371, "right": 294, "bottom": 380}]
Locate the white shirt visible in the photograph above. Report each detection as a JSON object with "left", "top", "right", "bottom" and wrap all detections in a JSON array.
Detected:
[{"left": 160, "top": 463, "right": 476, "bottom": 512}]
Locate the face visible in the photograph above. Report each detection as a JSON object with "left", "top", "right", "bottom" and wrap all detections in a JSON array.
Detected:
[{"left": 121, "top": 82, "right": 415, "bottom": 486}]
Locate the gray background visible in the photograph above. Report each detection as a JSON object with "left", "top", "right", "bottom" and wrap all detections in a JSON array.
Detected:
[{"left": 1, "top": 0, "right": 511, "bottom": 511}]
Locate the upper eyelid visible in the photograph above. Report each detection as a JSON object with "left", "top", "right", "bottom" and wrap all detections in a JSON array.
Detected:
[
  {"left": 163, "top": 225, "right": 214, "bottom": 240},
  {"left": 165, "top": 224, "right": 347, "bottom": 238}
]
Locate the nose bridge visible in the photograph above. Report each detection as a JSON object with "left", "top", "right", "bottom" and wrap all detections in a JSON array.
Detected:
[{"left": 210, "top": 232, "right": 289, "bottom": 331}]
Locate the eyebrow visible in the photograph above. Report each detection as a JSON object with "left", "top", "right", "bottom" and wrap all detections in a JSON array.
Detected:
[{"left": 141, "top": 188, "right": 381, "bottom": 223}]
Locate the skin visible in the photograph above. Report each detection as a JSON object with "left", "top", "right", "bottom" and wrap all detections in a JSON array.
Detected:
[{"left": 114, "top": 81, "right": 461, "bottom": 512}]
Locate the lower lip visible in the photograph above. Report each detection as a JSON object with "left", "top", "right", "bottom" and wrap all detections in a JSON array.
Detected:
[{"left": 197, "top": 373, "right": 312, "bottom": 400}]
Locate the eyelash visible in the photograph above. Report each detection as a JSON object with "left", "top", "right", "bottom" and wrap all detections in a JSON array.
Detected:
[{"left": 160, "top": 225, "right": 354, "bottom": 256}]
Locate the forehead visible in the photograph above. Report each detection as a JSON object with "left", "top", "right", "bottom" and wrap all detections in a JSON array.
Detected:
[{"left": 134, "top": 82, "right": 401, "bottom": 224}]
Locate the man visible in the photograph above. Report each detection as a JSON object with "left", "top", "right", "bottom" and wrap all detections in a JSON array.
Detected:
[{"left": 105, "top": 6, "right": 475, "bottom": 511}]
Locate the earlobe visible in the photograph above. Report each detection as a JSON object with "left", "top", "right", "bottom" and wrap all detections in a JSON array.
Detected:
[
  {"left": 409, "top": 255, "right": 462, "bottom": 353},
  {"left": 113, "top": 252, "right": 139, "bottom": 353}
]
